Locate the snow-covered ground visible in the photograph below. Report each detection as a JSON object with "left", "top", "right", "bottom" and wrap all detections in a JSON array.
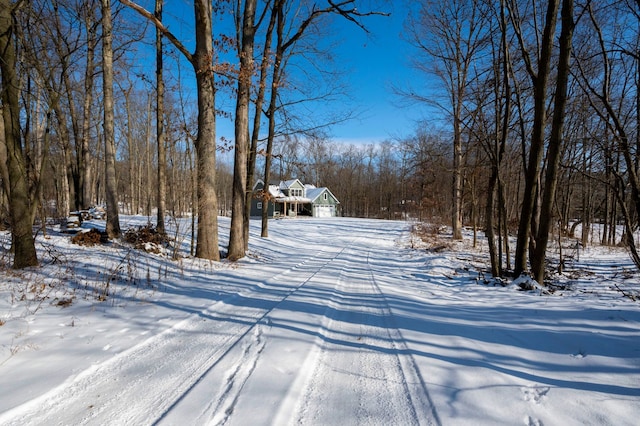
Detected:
[{"left": 1, "top": 216, "right": 639, "bottom": 425}]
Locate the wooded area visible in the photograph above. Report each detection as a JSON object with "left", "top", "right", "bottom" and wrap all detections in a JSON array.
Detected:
[{"left": 1, "top": 0, "right": 640, "bottom": 282}]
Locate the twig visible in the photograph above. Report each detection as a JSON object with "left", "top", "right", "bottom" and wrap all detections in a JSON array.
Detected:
[{"left": 613, "top": 282, "right": 638, "bottom": 301}]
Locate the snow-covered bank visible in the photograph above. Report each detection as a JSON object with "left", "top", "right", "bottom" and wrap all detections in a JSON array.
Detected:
[{"left": 1, "top": 217, "right": 639, "bottom": 425}]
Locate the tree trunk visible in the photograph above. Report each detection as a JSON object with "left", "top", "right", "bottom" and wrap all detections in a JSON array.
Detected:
[
  {"left": 512, "top": 0, "right": 560, "bottom": 277},
  {"left": 486, "top": 168, "right": 500, "bottom": 277},
  {"left": 581, "top": 138, "right": 592, "bottom": 246},
  {"left": 192, "top": 0, "right": 220, "bottom": 260},
  {"left": 101, "top": 0, "right": 121, "bottom": 239},
  {"left": 124, "top": 88, "right": 137, "bottom": 215},
  {"left": 81, "top": 1, "right": 98, "bottom": 209},
  {"left": 0, "top": 0, "right": 38, "bottom": 268},
  {"left": 0, "top": 104, "right": 8, "bottom": 202},
  {"left": 155, "top": 0, "right": 166, "bottom": 234},
  {"left": 228, "top": 0, "right": 257, "bottom": 261},
  {"left": 61, "top": 65, "right": 80, "bottom": 212},
  {"left": 144, "top": 95, "right": 153, "bottom": 216},
  {"left": 245, "top": 0, "right": 277, "bottom": 250},
  {"left": 261, "top": 1, "right": 286, "bottom": 238},
  {"left": 531, "top": 0, "right": 574, "bottom": 285},
  {"left": 452, "top": 113, "right": 463, "bottom": 240},
  {"left": 122, "top": 0, "right": 221, "bottom": 260}
]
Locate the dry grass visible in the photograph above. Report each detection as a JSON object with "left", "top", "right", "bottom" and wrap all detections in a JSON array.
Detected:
[{"left": 410, "top": 223, "right": 454, "bottom": 252}]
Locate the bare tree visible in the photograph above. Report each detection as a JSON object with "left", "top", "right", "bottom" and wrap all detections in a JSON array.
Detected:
[
  {"left": 573, "top": 0, "right": 640, "bottom": 268},
  {"left": 0, "top": 0, "right": 38, "bottom": 268},
  {"left": 228, "top": 0, "right": 258, "bottom": 261},
  {"left": 259, "top": 0, "right": 388, "bottom": 237},
  {"left": 101, "top": 0, "right": 121, "bottom": 238},
  {"left": 122, "top": 0, "right": 220, "bottom": 260},
  {"left": 508, "top": 0, "right": 560, "bottom": 277},
  {"left": 155, "top": 0, "right": 167, "bottom": 235},
  {"left": 246, "top": 0, "right": 278, "bottom": 249},
  {"left": 79, "top": 0, "right": 99, "bottom": 210},
  {"left": 406, "top": 0, "right": 489, "bottom": 240},
  {"left": 478, "top": 0, "right": 512, "bottom": 277},
  {"left": 530, "top": 0, "right": 575, "bottom": 284}
]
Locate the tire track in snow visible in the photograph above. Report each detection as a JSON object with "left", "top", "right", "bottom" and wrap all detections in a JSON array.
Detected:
[
  {"left": 286, "top": 242, "right": 440, "bottom": 425},
  {"left": 205, "top": 326, "right": 266, "bottom": 425},
  {"left": 0, "top": 248, "right": 345, "bottom": 426},
  {"left": 158, "top": 246, "right": 356, "bottom": 425},
  {"left": 365, "top": 248, "right": 441, "bottom": 426}
]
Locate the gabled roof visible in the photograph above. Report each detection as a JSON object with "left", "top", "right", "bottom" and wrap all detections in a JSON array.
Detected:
[
  {"left": 253, "top": 179, "right": 338, "bottom": 204},
  {"left": 279, "top": 179, "right": 304, "bottom": 190},
  {"left": 252, "top": 179, "right": 265, "bottom": 191},
  {"left": 306, "top": 187, "right": 340, "bottom": 204}
]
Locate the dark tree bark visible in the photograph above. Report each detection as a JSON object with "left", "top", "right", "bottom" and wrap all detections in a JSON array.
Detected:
[
  {"left": 101, "top": 0, "right": 121, "bottom": 239},
  {"left": 0, "top": 0, "right": 38, "bottom": 268},
  {"left": 245, "top": 0, "right": 278, "bottom": 251},
  {"left": 484, "top": 0, "right": 512, "bottom": 278},
  {"left": 155, "top": 0, "right": 167, "bottom": 235},
  {"left": 510, "top": 0, "right": 560, "bottom": 277},
  {"left": 228, "top": 0, "right": 257, "bottom": 261},
  {"left": 192, "top": 0, "right": 220, "bottom": 260},
  {"left": 261, "top": 1, "right": 285, "bottom": 238},
  {"left": 531, "top": 0, "right": 575, "bottom": 284}
]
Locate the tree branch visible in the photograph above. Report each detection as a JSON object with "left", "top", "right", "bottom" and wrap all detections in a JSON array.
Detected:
[{"left": 119, "top": 0, "right": 193, "bottom": 63}]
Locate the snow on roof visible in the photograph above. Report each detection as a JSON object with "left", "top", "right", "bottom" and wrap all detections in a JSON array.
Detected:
[
  {"left": 256, "top": 179, "right": 338, "bottom": 203},
  {"left": 267, "top": 184, "right": 283, "bottom": 197},
  {"left": 280, "top": 179, "right": 302, "bottom": 189},
  {"left": 278, "top": 196, "right": 311, "bottom": 203}
]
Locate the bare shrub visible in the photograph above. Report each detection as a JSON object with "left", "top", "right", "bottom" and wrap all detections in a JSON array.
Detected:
[
  {"left": 124, "top": 225, "right": 170, "bottom": 254},
  {"left": 71, "top": 229, "right": 108, "bottom": 246},
  {"left": 411, "top": 223, "right": 453, "bottom": 252}
]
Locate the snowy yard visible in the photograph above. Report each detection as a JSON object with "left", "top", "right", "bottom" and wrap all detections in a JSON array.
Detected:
[{"left": 1, "top": 217, "right": 639, "bottom": 425}]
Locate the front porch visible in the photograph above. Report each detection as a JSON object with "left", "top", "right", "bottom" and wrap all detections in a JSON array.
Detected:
[{"left": 272, "top": 198, "right": 312, "bottom": 217}]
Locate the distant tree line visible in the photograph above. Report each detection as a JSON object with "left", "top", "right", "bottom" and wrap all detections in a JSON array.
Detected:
[{"left": 2, "top": 0, "right": 640, "bottom": 283}]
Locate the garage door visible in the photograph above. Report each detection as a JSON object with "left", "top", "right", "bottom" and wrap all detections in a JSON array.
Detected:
[{"left": 315, "top": 205, "right": 333, "bottom": 217}]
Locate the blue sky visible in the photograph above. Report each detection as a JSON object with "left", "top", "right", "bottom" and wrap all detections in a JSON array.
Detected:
[
  {"left": 316, "top": 3, "right": 427, "bottom": 144},
  {"left": 156, "top": 1, "right": 431, "bottom": 146}
]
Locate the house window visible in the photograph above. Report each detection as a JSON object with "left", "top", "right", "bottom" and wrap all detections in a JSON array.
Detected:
[
  {"left": 323, "top": 193, "right": 327, "bottom": 200},
  {"left": 257, "top": 202, "right": 262, "bottom": 209}
]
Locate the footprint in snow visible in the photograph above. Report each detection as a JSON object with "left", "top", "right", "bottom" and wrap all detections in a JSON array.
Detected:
[
  {"left": 524, "top": 414, "right": 543, "bottom": 426},
  {"left": 522, "top": 385, "right": 550, "bottom": 404}
]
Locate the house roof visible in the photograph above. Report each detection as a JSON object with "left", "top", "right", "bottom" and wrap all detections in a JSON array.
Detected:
[
  {"left": 254, "top": 179, "right": 339, "bottom": 204},
  {"left": 264, "top": 183, "right": 310, "bottom": 202},
  {"left": 279, "top": 179, "right": 304, "bottom": 190},
  {"left": 306, "top": 187, "right": 340, "bottom": 204}
]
